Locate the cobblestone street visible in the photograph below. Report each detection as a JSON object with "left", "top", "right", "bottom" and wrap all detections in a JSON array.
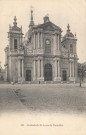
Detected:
[
  {"left": 0, "top": 83, "right": 86, "bottom": 135},
  {"left": 0, "top": 83, "right": 86, "bottom": 114}
]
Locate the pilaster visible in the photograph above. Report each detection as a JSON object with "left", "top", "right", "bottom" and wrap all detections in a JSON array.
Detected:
[
  {"left": 53, "top": 32, "right": 61, "bottom": 55},
  {"left": 33, "top": 60, "right": 36, "bottom": 81},
  {"left": 37, "top": 58, "right": 44, "bottom": 81},
  {"left": 34, "top": 33, "right": 36, "bottom": 49},
  {"left": 41, "top": 32, "right": 43, "bottom": 48},
  {"left": 18, "top": 57, "right": 25, "bottom": 83},
  {"left": 57, "top": 34, "right": 60, "bottom": 50},
  {"left": 38, "top": 32, "right": 40, "bottom": 48},
  {"left": 69, "top": 60, "right": 75, "bottom": 82},
  {"left": 54, "top": 58, "right": 61, "bottom": 81}
]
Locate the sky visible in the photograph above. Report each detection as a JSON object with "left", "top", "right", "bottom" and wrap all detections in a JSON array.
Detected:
[{"left": 0, "top": 0, "right": 86, "bottom": 68}]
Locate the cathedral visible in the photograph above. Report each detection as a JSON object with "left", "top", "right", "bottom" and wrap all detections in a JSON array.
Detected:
[{"left": 4, "top": 10, "right": 78, "bottom": 83}]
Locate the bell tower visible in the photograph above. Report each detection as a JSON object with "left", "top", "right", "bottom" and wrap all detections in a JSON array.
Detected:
[
  {"left": 7, "top": 16, "right": 24, "bottom": 83},
  {"left": 62, "top": 24, "right": 78, "bottom": 82},
  {"left": 8, "top": 16, "right": 23, "bottom": 51},
  {"left": 62, "top": 24, "right": 77, "bottom": 55}
]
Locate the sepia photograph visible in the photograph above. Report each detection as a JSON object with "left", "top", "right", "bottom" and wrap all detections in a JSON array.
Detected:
[{"left": 0, "top": 0, "right": 86, "bottom": 135}]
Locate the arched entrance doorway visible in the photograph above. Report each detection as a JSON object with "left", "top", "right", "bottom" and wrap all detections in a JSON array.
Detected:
[
  {"left": 44, "top": 63, "right": 52, "bottom": 81},
  {"left": 62, "top": 70, "right": 67, "bottom": 81},
  {"left": 26, "top": 70, "right": 31, "bottom": 81}
]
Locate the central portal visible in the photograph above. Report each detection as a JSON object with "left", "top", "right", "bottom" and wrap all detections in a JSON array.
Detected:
[
  {"left": 62, "top": 70, "right": 67, "bottom": 81},
  {"left": 26, "top": 70, "right": 31, "bottom": 81},
  {"left": 44, "top": 63, "right": 52, "bottom": 81}
]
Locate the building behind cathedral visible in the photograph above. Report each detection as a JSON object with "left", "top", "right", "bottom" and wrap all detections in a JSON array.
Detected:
[
  {"left": 0, "top": 62, "right": 5, "bottom": 81},
  {"left": 4, "top": 10, "right": 78, "bottom": 83}
]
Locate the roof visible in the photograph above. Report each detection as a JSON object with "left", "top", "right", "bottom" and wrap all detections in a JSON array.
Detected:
[
  {"left": 33, "top": 21, "right": 62, "bottom": 31},
  {"left": 62, "top": 32, "right": 74, "bottom": 41},
  {"left": 11, "top": 26, "right": 20, "bottom": 31},
  {"left": 62, "top": 24, "right": 75, "bottom": 41},
  {"left": 24, "top": 20, "right": 62, "bottom": 43}
]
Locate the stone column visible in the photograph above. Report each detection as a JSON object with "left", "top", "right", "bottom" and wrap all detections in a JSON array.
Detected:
[
  {"left": 34, "top": 33, "right": 36, "bottom": 49},
  {"left": 69, "top": 61, "right": 75, "bottom": 82},
  {"left": 18, "top": 59, "right": 20, "bottom": 78},
  {"left": 21, "top": 35, "right": 22, "bottom": 46},
  {"left": 69, "top": 62, "right": 71, "bottom": 77},
  {"left": 54, "top": 59, "right": 61, "bottom": 81},
  {"left": 41, "top": 59, "right": 44, "bottom": 77},
  {"left": 54, "top": 33, "right": 57, "bottom": 51},
  {"left": 9, "top": 34, "right": 11, "bottom": 50},
  {"left": 55, "top": 60, "right": 57, "bottom": 77},
  {"left": 22, "top": 59, "right": 24, "bottom": 78},
  {"left": 38, "top": 32, "right": 39, "bottom": 48},
  {"left": 73, "top": 61, "right": 75, "bottom": 77},
  {"left": 58, "top": 60, "right": 60, "bottom": 77},
  {"left": 58, "top": 34, "right": 59, "bottom": 50},
  {"left": 38, "top": 59, "right": 40, "bottom": 77},
  {"left": 33, "top": 60, "right": 36, "bottom": 80},
  {"left": 41, "top": 32, "right": 43, "bottom": 48},
  {"left": 20, "top": 35, "right": 22, "bottom": 47}
]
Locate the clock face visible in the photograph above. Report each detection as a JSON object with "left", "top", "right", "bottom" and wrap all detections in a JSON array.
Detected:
[{"left": 45, "top": 39, "right": 50, "bottom": 45}]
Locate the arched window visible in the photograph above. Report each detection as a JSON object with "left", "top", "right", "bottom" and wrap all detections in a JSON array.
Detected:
[
  {"left": 70, "top": 44, "right": 73, "bottom": 53},
  {"left": 45, "top": 39, "right": 51, "bottom": 53},
  {"left": 14, "top": 39, "right": 17, "bottom": 49}
]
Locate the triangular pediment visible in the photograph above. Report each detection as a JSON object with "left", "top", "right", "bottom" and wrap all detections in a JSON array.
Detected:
[
  {"left": 43, "top": 24, "right": 56, "bottom": 31},
  {"left": 35, "top": 21, "right": 61, "bottom": 31}
]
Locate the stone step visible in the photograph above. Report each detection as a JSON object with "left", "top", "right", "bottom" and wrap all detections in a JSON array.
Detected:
[{"left": 0, "top": 81, "right": 9, "bottom": 84}]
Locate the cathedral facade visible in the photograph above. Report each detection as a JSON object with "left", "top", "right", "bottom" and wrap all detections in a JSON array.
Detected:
[{"left": 4, "top": 10, "right": 78, "bottom": 83}]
